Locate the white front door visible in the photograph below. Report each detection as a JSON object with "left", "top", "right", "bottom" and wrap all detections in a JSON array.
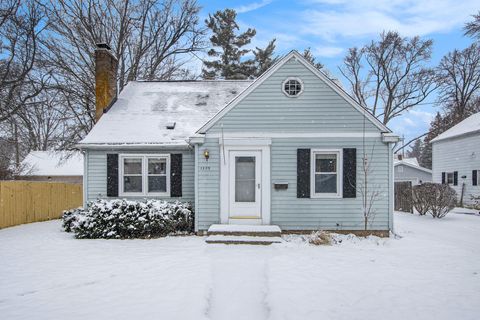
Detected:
[{"left": 228, "top": 150, "right": 262, "bottom": 220}]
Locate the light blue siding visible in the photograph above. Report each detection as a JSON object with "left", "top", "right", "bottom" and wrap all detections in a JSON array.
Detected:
[
  {"left": 85, "top": 149, "right": 195, "bottom": 205},
  {"left": 196, "top": 56, "right": 393, "bottom": 231},
  {"left": 208, "top": 57, "right": 380, "bottom": 134},
  {"left": 197, "top": 139, "right": 221, "bottom": 229},
  {"left": 196, "top": 138, "right": 391, "bottom": 231}
]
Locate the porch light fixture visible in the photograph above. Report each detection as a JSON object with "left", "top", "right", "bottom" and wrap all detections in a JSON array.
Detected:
[{"left": 203, "top": 149, "right": 210, "bottom": 161}]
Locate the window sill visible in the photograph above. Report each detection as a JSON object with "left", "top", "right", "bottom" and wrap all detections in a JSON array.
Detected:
[
  {"left": 119, "top": 193, "right": 171, "bottom": 197},
  {"left": 310, "top": 193, "right": 342, "bottom": 199}
]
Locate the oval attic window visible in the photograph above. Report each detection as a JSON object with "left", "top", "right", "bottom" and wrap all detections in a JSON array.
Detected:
[{"left": 282, "top": 78, "right": 303, "bottom": 97}]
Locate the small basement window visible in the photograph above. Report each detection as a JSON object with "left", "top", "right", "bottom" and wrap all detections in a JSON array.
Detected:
[
  {"left": 120, "top": 154, "right": 170, "bottom": 196},
  {"left": 282, "top": 77, "right": 303, "bottom": 97},
  {"left": 166, "top": 122, "right": 176, "bottom": 130},
  {"left": 311, "top": 150, "right": 342, "bottom": 197}
]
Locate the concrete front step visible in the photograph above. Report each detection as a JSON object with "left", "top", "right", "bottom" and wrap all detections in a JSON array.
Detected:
[
  {"left": 207, "top": 224, "right": 282, "bottom": 237},
  {"left": 205, "top": 235, "right": 283, "bottom": 245}
]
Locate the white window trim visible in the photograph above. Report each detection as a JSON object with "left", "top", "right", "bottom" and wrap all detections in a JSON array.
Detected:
[
  {"left": 119, "top": 154, "right": 171, "bottom": 197},
  {"left": 282, "top": 77, "right": 304, "bottom": 97},
  {"left": 310, "top": 149, "right": 343, "bottom": 198}
]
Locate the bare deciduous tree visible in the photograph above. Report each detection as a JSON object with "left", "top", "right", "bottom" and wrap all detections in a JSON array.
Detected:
[
  {"left": 437, "top": 43, "right": 480, "bottom": 122},
  {"left": 340, "top": 31, "right": 437, "bottom": 125},
  {"left": 0, "top": 0, "right": 47, "bottom": 122},
  {"left": 464, "top": 11, "right": 480, "bottom": 39},
  {"left": 42, "top": 0, "right": 205, "bottom": 138}
]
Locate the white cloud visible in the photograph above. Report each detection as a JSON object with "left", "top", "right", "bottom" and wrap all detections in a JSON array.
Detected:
[
  {"left": 312, "top": 46, "right": 343, "bottom": 57},
  {"left": 234, "top": 0, "right": 273, "bottom": 14},
  {"left": 301, "top": 0, "right": 478, "bottom": 40}
]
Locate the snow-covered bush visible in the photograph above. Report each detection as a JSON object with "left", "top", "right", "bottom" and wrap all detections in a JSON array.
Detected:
[
  {"left": 307, "top": 231, "right": 332, "bottom": 245},
  {"left": 62, "top": 199, "right": 193, "bottom": 239},
  {"left": 412, "top": 183, "right": 456, "bottom": 218}
]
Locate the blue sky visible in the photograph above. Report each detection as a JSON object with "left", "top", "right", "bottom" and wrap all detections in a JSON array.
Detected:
[{"left": 196, "top": 0, "right": 478, "bottom": 145}]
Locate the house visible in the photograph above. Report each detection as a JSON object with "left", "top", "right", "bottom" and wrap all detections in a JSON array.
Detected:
[
  {"left": 394, "top": 155, "right": 432, "bottom": 186},
  {"left": 19, "top": 151, "right": 83, "bottom": 184},
  {"left": 78, "top": 44, "right": 399, "bottom": 235},
  {"left": 431, "top": 112, "right": 480, "bottom": 206}
]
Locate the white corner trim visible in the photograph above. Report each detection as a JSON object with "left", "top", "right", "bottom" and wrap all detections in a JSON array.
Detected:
[
  {"left": 194, "top": 144, "right": 199, "bottom": 232},
  {"left": 310, "top": 149, "right": 343, "bottom": 198},
  {"left": 196, "top": 50, "right": 391, "bottom": 134}
]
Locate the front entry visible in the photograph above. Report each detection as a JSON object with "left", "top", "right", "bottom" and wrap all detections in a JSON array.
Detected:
[{"left": 228, "top": 150, "right": 262, "bottom": 220}]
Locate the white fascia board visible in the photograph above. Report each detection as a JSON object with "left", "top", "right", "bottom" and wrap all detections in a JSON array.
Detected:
[
  {"left": 382, "top": 133, "right": 401, "bottom": 143},
  {"left": 76, "top": 143, "right": 191, "bottom": 150},
  {"left": 196, "top": 50, "right": 391, "bottom": 134},
  {"left": 207, "top": 132, "right": 382, "bottom": 139},
  {"left": 187, "top": 136, "right": 205, "bottom": 144}
]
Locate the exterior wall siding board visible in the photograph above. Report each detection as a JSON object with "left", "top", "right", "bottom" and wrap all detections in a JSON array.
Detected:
[
  {"left": 208, "top": 58, "right": 380, "bottom": 134},
  {"left": 85, "top": 149, "right": 195, "bottom": 205},
  {"left": 432, "top": 134, "right": 480, "bottom": 205},
  {"left": 196, "top": 137, "right": 391, "bottom": 231},
  {"left": 394, "top": 164, "right": 432, "bottom": 185}
]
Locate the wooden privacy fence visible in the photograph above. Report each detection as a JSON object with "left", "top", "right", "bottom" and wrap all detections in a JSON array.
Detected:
[
  {"left": 0, "top": 181, "right": 83, "bottom": 229},
  {"left": 394, "top": 181, "right": 413, "bottom": 213}
]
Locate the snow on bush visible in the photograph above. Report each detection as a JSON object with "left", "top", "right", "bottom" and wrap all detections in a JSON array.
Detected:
[
  {"left": 412, "top": 183, "right": 456, "bottom": 218},
  {"left": 62, "top": 199, "right": 193, "bottom": 239},
  {"left": 307, "top": 231, "right": 332, "bottom": 245}
]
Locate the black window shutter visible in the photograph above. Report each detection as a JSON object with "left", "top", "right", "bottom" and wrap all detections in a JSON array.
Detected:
[
  {"left": 107, "top": 154, "right": 119, "bottom": 197},
  {"left": 453, "top": 171, "right": 458, "bottom": 186},
  {"left": 441, "top": 172, "right": 445, "bottom": 184},
  {"left": 473, "top": 170, "right": 478, "bottom": 186},
  {"left": 297, "top": 149, "right": 311, "bottom": 198},
  {"left": 343, "top": 148, "right": 357, "bottom": 198},
  {"left": 170, "top": 153, "right": 182, "bottom": 197}
]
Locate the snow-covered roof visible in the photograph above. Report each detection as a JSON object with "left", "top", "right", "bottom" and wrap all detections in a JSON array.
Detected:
[
  {"left": 431, "top": 112, "right": 480, "bottom": 143},
  {"left": 80, "top": 80, "right": 252, "bottom": 146},
  {"left": 394, "top": 157, "right": 419, "bottom": 167},
  {"left": 21, "top": 151, "right": 83, "bottom": 176},
  {"left": 394, "top": 157, "right": 431, "bottom": 173}
]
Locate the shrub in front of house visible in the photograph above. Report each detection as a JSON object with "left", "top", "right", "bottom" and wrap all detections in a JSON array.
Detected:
[
  {"left": 62, "top": 199, "right": 193, "bottom": 239},
  {"left": 412, "top": 183, "right": 456, "bottom": 218}
]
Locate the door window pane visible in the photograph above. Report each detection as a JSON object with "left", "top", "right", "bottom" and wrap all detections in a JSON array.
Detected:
[
  {"left": 148, "top": 158, "right": 166, "bottom": 174},
  {"left": 124, "top": 158, "right": 142, "bottom": 174},
  {"left": 148, "top": 176, "right": 167, "bottom": 193},
  {"left": 124, "top": 176, "right": 142, "bottom": 192},
  {"left": 235, "top": 156, "right": 255, "bottom": 202}
]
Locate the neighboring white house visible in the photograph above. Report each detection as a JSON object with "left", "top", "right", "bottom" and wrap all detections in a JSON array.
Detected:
[
  {"left": 431, "top": 112, "right": 480, "bottom": 206},
  {"left": 19, "top": 151, "right": 84, "bottom": 184},
  {"left": 394, "top": 156, "right": 432, "bottom": 186}
]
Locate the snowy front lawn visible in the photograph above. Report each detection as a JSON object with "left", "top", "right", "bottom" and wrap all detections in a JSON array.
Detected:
[{"left": 1, "top": 213, "right": 479, "bottom": 320}]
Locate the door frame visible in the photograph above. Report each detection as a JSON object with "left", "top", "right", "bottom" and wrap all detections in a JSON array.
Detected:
[{"left": 220, "top": 139, "right": 271, "bottom": 225}]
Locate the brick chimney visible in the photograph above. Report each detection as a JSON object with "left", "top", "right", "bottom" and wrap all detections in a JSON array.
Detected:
[{"left": 95, "top": 43, "right": 118, "bottom": 122}]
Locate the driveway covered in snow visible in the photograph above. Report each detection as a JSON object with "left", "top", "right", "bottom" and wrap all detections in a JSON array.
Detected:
[{"left": 1, "top": 212, "right": 479, "bottom": 320}]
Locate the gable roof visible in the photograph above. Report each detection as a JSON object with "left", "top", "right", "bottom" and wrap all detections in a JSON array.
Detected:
[
  {"left": 197, "top": 50, "right": 390, "bottom": 134},
  {"left": 431, "top": 112, "right": 480, "bottom": 143},
  {"left": 394, "top": 157, "right": 432, "bottom": 174},
  {"left": 79, "top": 80, "right": 251, "bottom": 146},
  {"left": 20, "top": 151, "right": 83, "bottom": 176}
]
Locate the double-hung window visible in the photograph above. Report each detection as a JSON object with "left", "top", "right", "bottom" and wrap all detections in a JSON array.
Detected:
[
  {"left": 120, "top": 154, "right": 170, "bottom": 196},
  {"left": 311, "top": 150, "right": 342, "bottom": 197},
  {"left": 446, "top": 172, "right": 454, "bottom": 185}
]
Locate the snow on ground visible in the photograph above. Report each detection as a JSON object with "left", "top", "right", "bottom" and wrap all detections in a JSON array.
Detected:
[{"left": 1, "top": 212, "right": 479, "bottom": 320}]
